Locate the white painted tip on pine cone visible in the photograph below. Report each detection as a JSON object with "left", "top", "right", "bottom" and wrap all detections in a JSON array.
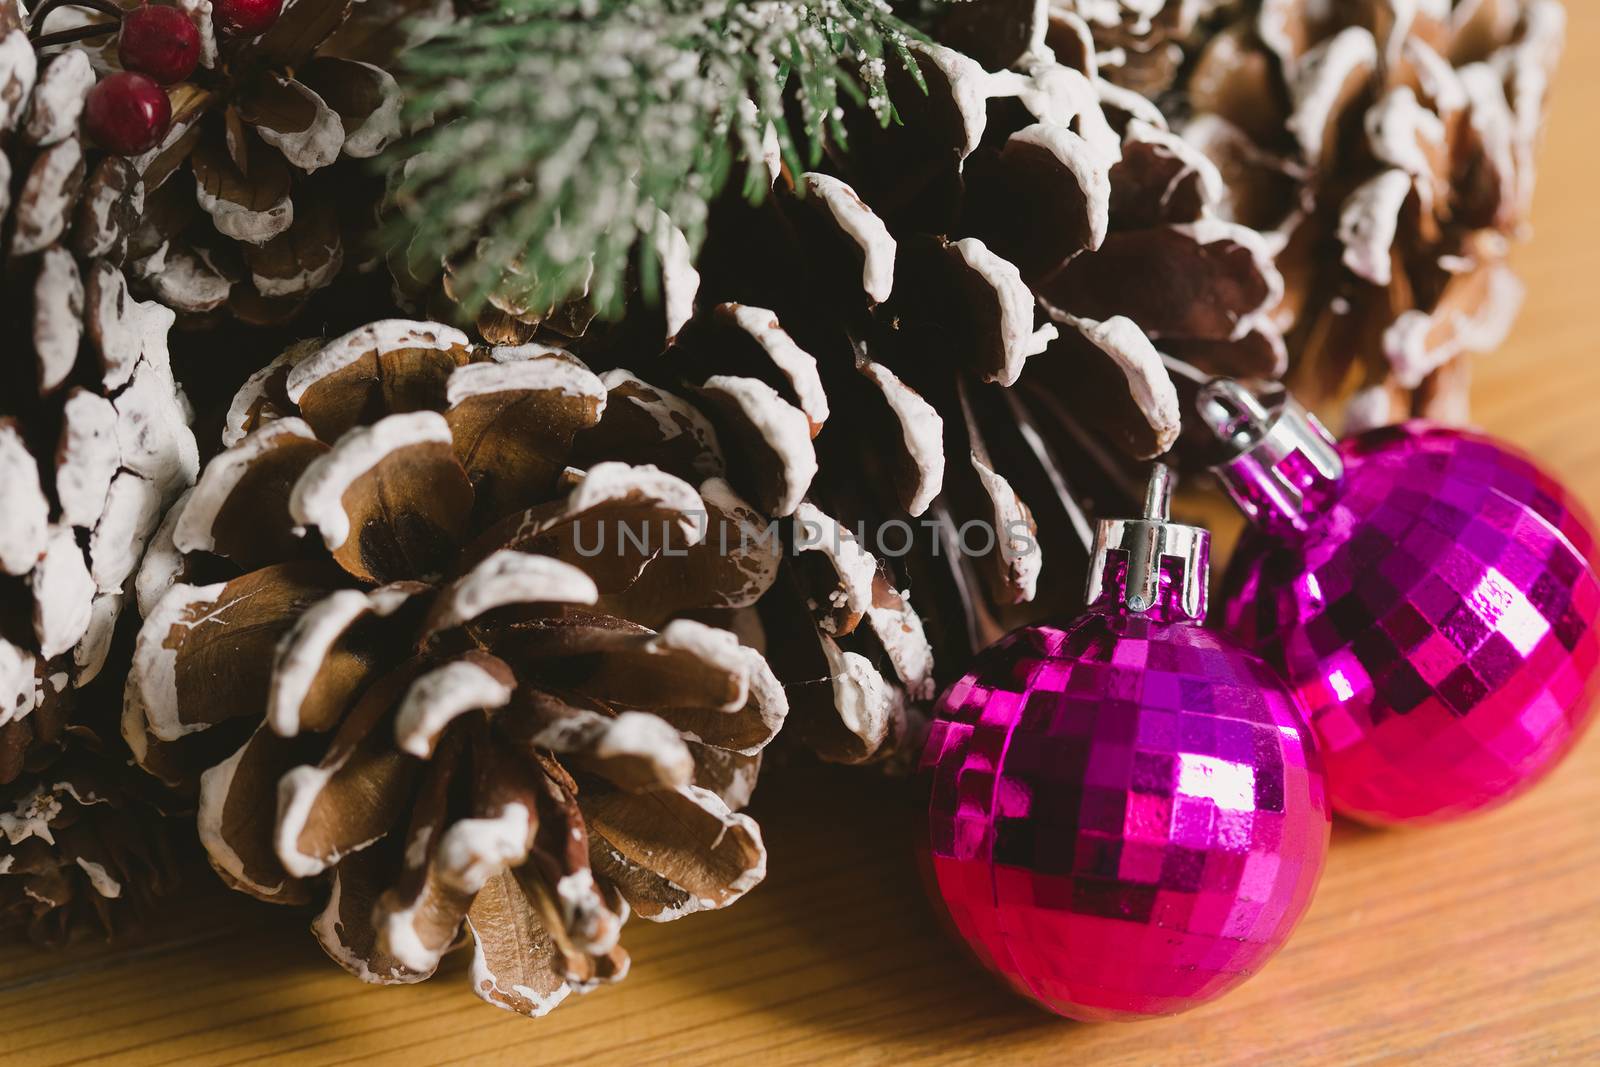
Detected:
[
  {"left": 392, "top": 658, "right": 515, "bottom": 759},
  {"left": 444, "top": 357, "right": 608, "bottom": 407},
  {"left": 856, "top": 360, "right": 945, "bottom": 518},
  {"left": 289, "top": 410, "right": 454, "bottom": 551},
  {"left": 801, "top": 173, "right": 897, "bottom": 305},
  {"left": 287, "top": 320, "right": 469, "bottom": 404},
  {"left": 429, "top": 550, "right": 599, "bottom": 635}
]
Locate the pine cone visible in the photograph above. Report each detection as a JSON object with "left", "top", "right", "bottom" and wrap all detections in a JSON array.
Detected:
[
  {"left": 1, "top": 8, "right": 196, "bottom": 941},
  {"left": 384, "top": 187, "right": 605, "bottom": 349},
  {"left": 1056, "top": 0, "right": 1565, "bottom": 428},
  {"left": 456, "top": 25, "right": 1284, "bottom": 765},
  {"left": 126, "top": 320, "right": 788, "bottom": 1015},
  {"left": 991, "top": 1, "right": 1223, "bottom": 96},
  {"left": 1, "top": 736, "right": 182, "bottom": 945},
  {"left": 122, "top": 0, "right": 426, "bottom": 324}
]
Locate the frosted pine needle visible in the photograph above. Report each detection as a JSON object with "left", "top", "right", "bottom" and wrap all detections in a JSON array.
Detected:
[{"left": 386, "top": 0, "right": 933, "bottom": 322}]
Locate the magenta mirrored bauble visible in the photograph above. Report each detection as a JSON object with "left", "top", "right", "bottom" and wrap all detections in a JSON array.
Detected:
[
  {"left": 1218, "top": 422, "right": 1600, "bottom": 825},
  {"left": 918, "top": 474, "right": 1330, "bottom": 1020}
]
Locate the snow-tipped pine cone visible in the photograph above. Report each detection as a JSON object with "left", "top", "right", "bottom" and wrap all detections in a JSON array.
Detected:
[
  {"left": 2, "top": 4, "right": 195, "bottom": 942},
  {"left": 433, "top": 23, "right": 1287, "bottom": 763},
  {"left": 1, "top": 740, "right": 182, "bottom": 945},
  {"left": 953, "top": 1, "right": 1226, "bottom": 97},
  {"left": 125, "top": 320, "right": 791, "bottom": 1016},
  {"left": 119, "top": 0, "right": 433, "bottom": 324},
  {"left": 1037, "top": 0, "right": 1565, "bottom": 429}
]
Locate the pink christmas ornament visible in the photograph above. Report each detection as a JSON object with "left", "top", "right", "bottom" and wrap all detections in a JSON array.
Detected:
[
  {"left": 919, "top": 467, "right": 1329, "bottom": 1021},
  {"left": 1201, "top": 380, "right": 1600, "bottom": 826}
]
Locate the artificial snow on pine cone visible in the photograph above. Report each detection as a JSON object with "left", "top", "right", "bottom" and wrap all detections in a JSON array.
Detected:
[
  {"left": 992, "top": 1, "right": 1227, "bottom": 96},
  {"left": 1, "top": 2, "right": 196, "bottom": 941},
  {"left": 1049, "top": 0, "right": 1566, "bottom": 430},
  {"left": 107, "top": 0, "right": 432, "bottom": 324},
  {"left": 1, "top": 740, "right": 182, "bottom": 945},
  {"left": 419, "top": 17, "right": 1288, "bottom": 764},
  {"left": 125, "top": 320, "right": 791, "bottom": 1016}
]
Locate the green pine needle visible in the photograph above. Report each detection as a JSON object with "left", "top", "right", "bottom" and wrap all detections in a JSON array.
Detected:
[{"left": 384, "top": 0, "right": 933, "bottom": 325}]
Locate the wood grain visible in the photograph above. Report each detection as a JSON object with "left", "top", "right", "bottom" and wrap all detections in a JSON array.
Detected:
[{"left": 8, "top": 11, "right": 1600, "bottom": 1065}]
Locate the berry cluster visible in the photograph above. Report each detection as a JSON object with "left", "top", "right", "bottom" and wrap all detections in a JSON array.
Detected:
[{"left": 28, "top": 0, "right": 284, "bottom": 155}]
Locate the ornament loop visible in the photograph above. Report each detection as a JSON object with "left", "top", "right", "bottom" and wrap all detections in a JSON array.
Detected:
[
  {"left": 1086, "top": 465, "right": 1209, "bottom": 624},
  {"left": 1198, "top": 379, "right": 1344, "bottom": 536}
]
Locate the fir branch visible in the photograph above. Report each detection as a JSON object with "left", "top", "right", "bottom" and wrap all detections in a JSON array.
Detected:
[{"left": 386, "top": 0, "right": 933, "bottom": 324}]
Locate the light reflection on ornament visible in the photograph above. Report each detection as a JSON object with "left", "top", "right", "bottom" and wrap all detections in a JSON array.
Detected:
[{"left": 1202, "top": 381, "right": 1600, "bottom": 826}]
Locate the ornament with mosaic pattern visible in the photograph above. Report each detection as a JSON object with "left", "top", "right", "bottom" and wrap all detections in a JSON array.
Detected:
[
  {"left": 1204, "top": 379, "right": 1600, "bottom": 825},
  {"left": 919, "top": 466, "right": 1329, "bottom": 1019}
]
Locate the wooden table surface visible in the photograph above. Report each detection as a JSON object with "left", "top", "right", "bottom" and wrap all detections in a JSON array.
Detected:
[{"left": 9, "top": 10, "right": 1600, "bottom": 1066}]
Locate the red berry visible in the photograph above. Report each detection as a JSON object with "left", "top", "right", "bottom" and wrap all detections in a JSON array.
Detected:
[
  {"left": 212, "top": 0, "right": 284, "bottom": 37},
  {"left": 83, "top": 72, "right": 172, "bottom": 156},
  {"left": 118, "top": 5, "right": 201, "bottom": 85}
]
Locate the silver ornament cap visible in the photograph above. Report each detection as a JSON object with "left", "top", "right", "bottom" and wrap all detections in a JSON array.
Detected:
[
  {"left": 1085, "top": 465, "right": 1209, "bottom": 623},
  {"left": 1197, "top": 378, "right": 1345, "bottom": 535}
]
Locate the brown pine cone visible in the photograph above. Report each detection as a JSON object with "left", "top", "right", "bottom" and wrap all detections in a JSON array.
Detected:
[
  {"left": 126, "top": 320, "right": 788, "bottom": 1015},
  {"left": 436, "top": 23, "right": 1286, "bottom": 765},
  {"left": 384, "top": 195, "right": 602, "bottom": 350},
  {"left": 1, "top": 5, "right": 194, "bottom": 942},
  {"left": 1053, "top": 0, "right": 1564, "bottom": 428},
  {"left": 120, "top": 0, "right": 434, "bottom": 324},
  {"left": 1, "top": 737, "right": 182, "bottom": 945},
  {"left": 1004, "top": 1, "right": 1223, "bottom": 96}
]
